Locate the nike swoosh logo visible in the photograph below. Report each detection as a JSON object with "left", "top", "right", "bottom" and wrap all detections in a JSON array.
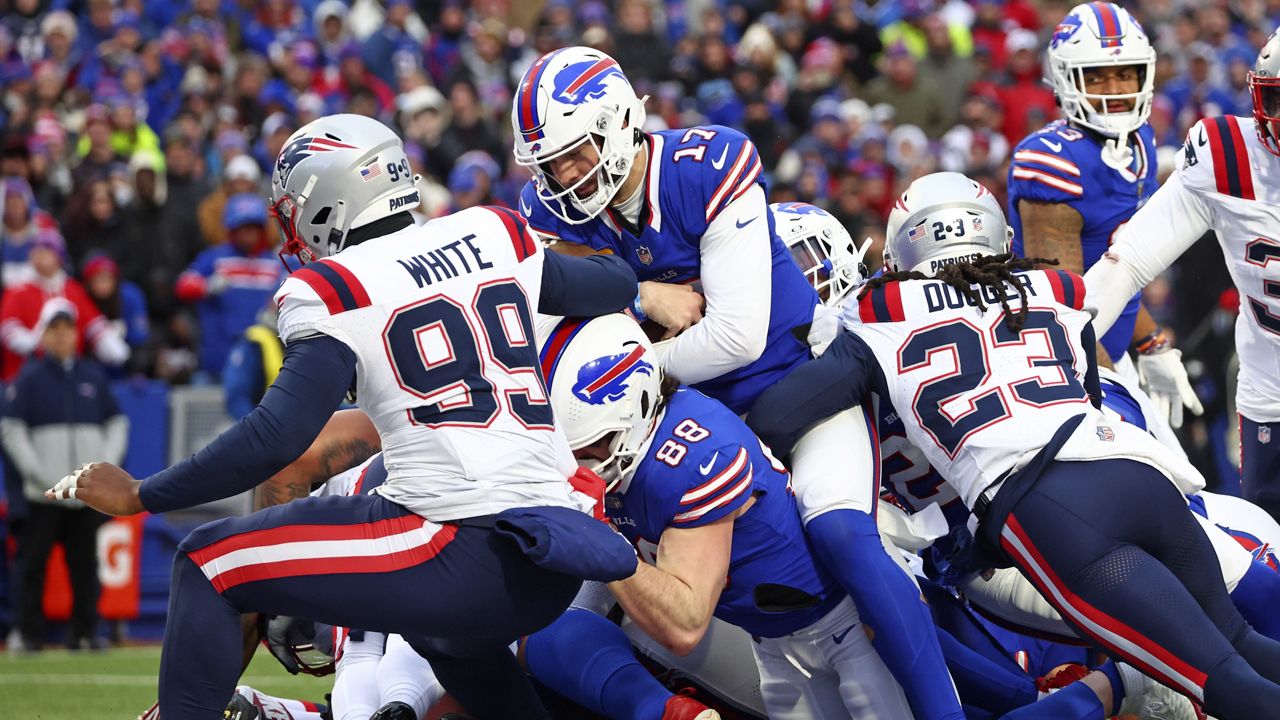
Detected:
[
  {"left": 699, "top": 452, "right": 719, "bottom": 475},
  {"left": 520, "top": 197, "right": 532, "bottom": 216},
  {"left": 710, "top": 145, "right": 730, "bottom": 170},
  {"left": 735, "top": 217, "right": 756, "bottom": 229},
  {"left": 1198, "top": 127, "right": 1208, "bottom": 147},
  {"left": 832, "top": 625, "right": 856, "bottom": 644},
  {"left": 1038, "top": 138, "right": 1063, "bottom": 153}
]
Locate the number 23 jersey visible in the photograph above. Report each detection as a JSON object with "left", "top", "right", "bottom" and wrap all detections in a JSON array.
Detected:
[
  {"left": 273, "top": 205, "right": 579, "bottom": 521},
  {"left": 835, "top": 270, "right": 1202, "bottom": 506}
]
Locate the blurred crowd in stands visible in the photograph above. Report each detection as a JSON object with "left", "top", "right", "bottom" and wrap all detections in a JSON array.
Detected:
[{"left": 0, "top": 0, "right": 1263, "bottom": 415}]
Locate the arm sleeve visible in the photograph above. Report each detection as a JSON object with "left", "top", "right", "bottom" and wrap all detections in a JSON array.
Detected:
[
  {"left": 138, "top": 335, "right": 356, "bottom": 513},
  {"left": 537, "top": 250, "right": 638, "bottom": 316},
  {"left": 1083, "top": 166, "right": 1213, "bottom": 335},
  {"left": 746, "top": 329, "right": 874, "bottom": 461},
  {"left": 655, "top": 185, "right": 773, "bottom": 385}
]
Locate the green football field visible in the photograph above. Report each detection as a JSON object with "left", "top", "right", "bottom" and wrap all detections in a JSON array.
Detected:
[{"left": 0, "top": 644, "right": 333, "bottom": 719}]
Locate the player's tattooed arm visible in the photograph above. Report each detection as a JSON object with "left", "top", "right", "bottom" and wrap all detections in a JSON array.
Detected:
[
  {"left": 253, "top": 409, "right": 381, "bottom": 510},
  {"left": 1017, "top": 200, "right": 1085, "bottom": 274}
]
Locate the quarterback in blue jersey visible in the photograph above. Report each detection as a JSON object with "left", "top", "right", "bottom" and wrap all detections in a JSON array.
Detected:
[
  {"left": 513, "top": 47, "right": 817, "bottom": 415},
  {"left": 512, "top": 47, "right": 963, "bottom": 718},
  {"left": 1007, "top": 2, "right": 1201, "bottom": 427}
]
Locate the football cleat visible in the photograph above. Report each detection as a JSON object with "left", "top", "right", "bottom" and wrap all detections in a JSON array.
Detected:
[
  {"left": 223, "top": 691, "right": 259, "bottom": 720},
  {"left": 662, "top": 688, "right": 721, "bottom": 720},
  {"left": 369, "top": 701, "right": 417, "bottom": 720},
  {"left": 1117, "top": 662, "right": 1204, "bottom": 720}
]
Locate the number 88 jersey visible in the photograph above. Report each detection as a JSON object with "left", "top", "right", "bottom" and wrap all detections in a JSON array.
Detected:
[
  {"left": 843, "top": 270, "right": 1097, "bottom": 507},
  {"left": 273, "top": 205, "right": 579, "bottom": 521}
]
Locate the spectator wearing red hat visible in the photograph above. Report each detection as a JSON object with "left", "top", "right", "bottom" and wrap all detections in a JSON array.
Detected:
[
  {"left": 82, "top": 253, "right": 150, "bottom": 374},
  {"left": 174, "top": 193, "right": 287, "bottom": 380},
  {"left": 0, "top": 229, "right": 128, "bottom": 381},
  {"left": 974, "top": 29, "right": 1058, "bottom": 147}
]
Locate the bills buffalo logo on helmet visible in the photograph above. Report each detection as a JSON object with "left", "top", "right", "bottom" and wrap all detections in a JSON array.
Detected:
[
  {"left": 551, "top": 59, "right": 625, "bottom": 106},
  {"left": 775, "top": 202, "right": 830, "bottom": 217},
  {"left": 1051, "top": 14, "right": 1083, "bottom": 49},
  {"left": 276, "top": 136, "right": 357, "bottom": 185},
  {"left": 572, "top": 346, "right": 653, "bottom": 405}
]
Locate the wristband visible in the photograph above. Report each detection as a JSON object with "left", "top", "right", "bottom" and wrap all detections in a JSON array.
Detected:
[
  {"left": 1135, "top": 329, "right": 1170, "bottom": 355},
  {"left": 631, "top": 289, "right": 647, "bottom": 323}
]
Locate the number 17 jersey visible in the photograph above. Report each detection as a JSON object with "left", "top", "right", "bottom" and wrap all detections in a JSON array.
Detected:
[{"left": 273, "top": 206, "right": 578, "bottom": 522}]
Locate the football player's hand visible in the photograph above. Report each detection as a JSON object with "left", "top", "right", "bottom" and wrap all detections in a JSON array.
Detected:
[
  {"left": 46, "top": 462, "right": 145, "bottom": 516},
  {"left": 639, "top": 281, "right": 704, "bottom": 340},
  {"left": 568, "top": 466, "right": 608, "bottom": 522},
  {"left": 1137, "top": 349, "right": 1203, "bottom": 429}
]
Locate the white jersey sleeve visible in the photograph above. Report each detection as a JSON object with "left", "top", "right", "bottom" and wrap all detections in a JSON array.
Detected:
[
  {"left": 655, "top": 185, "right": 772, "bottom": 384},
  {"left": 1083, "top": 121, "right": 1218, "bottom": 335}
]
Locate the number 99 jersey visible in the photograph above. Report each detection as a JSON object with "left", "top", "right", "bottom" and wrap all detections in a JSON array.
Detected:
[
  {"left": 273, "top": 205, "right": 579, "bottom": 521},
  {"left": 839, "top": 269, "right": 1202, "bottom": 507}
]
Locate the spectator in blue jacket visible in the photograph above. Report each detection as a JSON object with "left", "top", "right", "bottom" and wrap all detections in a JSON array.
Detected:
[
  {"left": 0, "top": 298, "right": 128, "bottom": 651},
  {"left": 174, "top": 193, "right": 286, "bottom": 381}
]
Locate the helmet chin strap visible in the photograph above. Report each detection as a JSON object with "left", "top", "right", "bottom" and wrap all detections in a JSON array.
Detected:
[{"left": 1100, "top": 127, "right": 1134, "bottom": 170}]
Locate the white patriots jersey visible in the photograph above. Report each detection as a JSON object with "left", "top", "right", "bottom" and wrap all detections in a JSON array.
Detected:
[
  {"left": 1170, "top": 116, "right": 1280, "bottom": 421},
  {"left": 274, "top": 206, "right": 579, "bottom": 521},
  {"left": 843, "top": 270, "right": 1204, "bottom": 507}
]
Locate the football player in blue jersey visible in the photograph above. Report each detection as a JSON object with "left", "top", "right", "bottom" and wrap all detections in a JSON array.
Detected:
[
  {"left": 512, "top": 47, "right": 964, "bottom": 718},
  {"left": 1007, "top": 2, "right": 1201, "bottom": 428}
]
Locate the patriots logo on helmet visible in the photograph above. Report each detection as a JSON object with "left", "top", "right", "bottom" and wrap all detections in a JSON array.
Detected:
[
  {"left": 551, "top": 58, "right": 625, "bottom": 106},
  {"left": 572, "top": 346, "right": 653, "bottom": 405},
  {"left": 1051, "top": 14, "right": 1083, "bottom": 48},
  {"left": 276, "top": 136, "right": 357, "bottom": 185}
]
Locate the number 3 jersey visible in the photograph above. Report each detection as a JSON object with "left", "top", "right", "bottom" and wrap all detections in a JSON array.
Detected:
[
  {"left": 822, "top": 270, "right": 1203, "bottom": 508},
  {"left": 1100, "top": 116, "right": 1280, "bottom": 423},
  {"left": 607, "top": 387, "right": 842, "bottom": 638},
  {"left": 273, "top": 205, "right": 579, "bottom": 521}
]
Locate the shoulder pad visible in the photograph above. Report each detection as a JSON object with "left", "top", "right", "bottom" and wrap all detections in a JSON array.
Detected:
[
  {"left": 275, "top": 272, "right": 333, "bottom": 343},
  {"left": 856, "top": 281, "right": 907, "bottom": 323},
  {"left": 1010, "top": 128, "right": 1084, "bottom": 199},
  {"left": 1033, "top": 269, "right": 1087, "bottom": 311},
  {"left": 666, "top": 125, "right": 764, "bottom": 225},
  {"left": 284, "top": 259, "right": 372, "bottom": 316},
  {"left": 671, "top": 443, "right": 754, "bottom": 528},
  {"left": 518, "top": 182, "right": 563, "bottom": 241},
  {"left": 474, "top": 205, "right": 541, "bottom": 262},
  {"left": 1178, "top": 116, "right": 1258, "bottom": 200}
]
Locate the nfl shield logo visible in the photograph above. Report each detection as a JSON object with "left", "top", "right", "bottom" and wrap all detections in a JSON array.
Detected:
[
  {"left": 1096, "top": 426, "right": 1115, "bottom": 442},
  {"left": 1261, "top": 426, "right": 1272, "bottom": 445},
  {"left": 637, "top": 246, "right": 653, "bottom": 265}
]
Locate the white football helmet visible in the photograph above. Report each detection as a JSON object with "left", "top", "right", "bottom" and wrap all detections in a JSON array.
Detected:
[
  {"left": 1046, "top": 2, "right": 1155, "bottom": 139},
  {"left": 1250, "top": 28, "right": 1280, "bottom": 156},
  {"left": 512, "top": 47, "right": 647, "bottom": 224},
  {"left": 540, "top": 313, "right": 663, "bottom": 491},
  {"left": 270, "top": 114, "right": 420, "bottom": 264},
  {"left": 884, "top": 172, "right": 1012, "bottom": 275},
  {"left": 772, "top": 202, "right": 867, "bottom": 306}
]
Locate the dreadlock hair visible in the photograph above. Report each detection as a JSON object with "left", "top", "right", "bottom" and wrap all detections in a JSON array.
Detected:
[{"left": 858, "top": 253, "right": 1060, "bottom": 332}]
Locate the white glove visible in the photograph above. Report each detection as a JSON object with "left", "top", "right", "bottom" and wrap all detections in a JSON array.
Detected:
[{"left": 1137, "top": 349, "right": 1204, "bottom": 430}]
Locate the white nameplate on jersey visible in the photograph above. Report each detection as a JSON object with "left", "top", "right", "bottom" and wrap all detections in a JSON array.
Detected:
[{"left": 397, "top": 235, "right": 495, "bottom": 288}]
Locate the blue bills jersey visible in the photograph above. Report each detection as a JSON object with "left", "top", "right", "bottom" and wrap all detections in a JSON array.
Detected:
[
  {"left": 520, "top": 126, "right": 820, "bottom": 413},
  {"left": 1008, "top": 120, "right": 1157, "bottom": 360},
  {"left": 607, "top": 387, "right": 843, "bottom": 638}
]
